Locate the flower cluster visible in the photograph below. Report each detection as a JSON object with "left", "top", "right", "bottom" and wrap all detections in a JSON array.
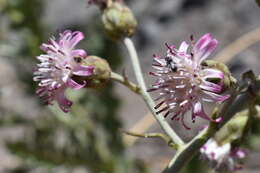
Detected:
[
  {"left": 200, "top": 139, "right": 246, "bottom": 171},
  {"left": 33, "top": 30, "right": 94, "bottom": 113},
  {"left": 148, "top": 33, "right": 230, "bottom": 129}
]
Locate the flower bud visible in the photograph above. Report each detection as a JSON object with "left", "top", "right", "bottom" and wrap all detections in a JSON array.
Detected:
[
  {"left": 101, "top": 2, "right": 137, "bottom": 40},
  {"left": 72, "top": 56, "right": 111, "bottom": 88},
  {"left": 202, "top": 60, "right": 237, "bottom": 91}
]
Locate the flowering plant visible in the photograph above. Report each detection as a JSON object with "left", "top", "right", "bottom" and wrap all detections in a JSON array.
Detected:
[{"left": 29, "top": 0, "right": 260, "bottom": 172}]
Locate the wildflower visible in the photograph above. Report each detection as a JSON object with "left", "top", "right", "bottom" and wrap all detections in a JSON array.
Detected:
[
  {"left": 200, "top": 139, "right": 246, "bottom": 171},
  {"left": 33, "top": 30, "right": 94, "bottom": 113},
  {"left": 148, "top": 33, "right": 230, "bottom": 129}
]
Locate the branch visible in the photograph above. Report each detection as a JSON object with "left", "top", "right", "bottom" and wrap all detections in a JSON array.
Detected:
[
  {"left": 163, "top": 77, "right": 260, "bottom": 173},
  {"left": 123, "top": 37, "right": 184, "bottom": 147},
  {"left": 120, "top": 129, "right": 178, "bottom": 149},
  {"left": 110, "top": 71, "right": 141, "bottom": 94}
]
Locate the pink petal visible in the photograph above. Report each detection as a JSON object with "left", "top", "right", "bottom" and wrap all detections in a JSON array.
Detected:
[
  {"left": 203, "top": 91, "right": 230, "bottom": 102},
  {"left": 55, "top": 87, "right": 73, "bottom": 113},
  {"left": 66, "top": 78, "right": 86, "bottom": 90},
  {"left": 235, "top": 150, "right": 246, "bottom": 159},
  {"left": 72, "top": 65, "right": 94, "bottom": 76},
  {"left": 192, "top": 101, "right": 215, "bottom": 121},
  {"left": 71, "top": 49, "right": 87, "bottom": 58},
  {"left": 198, "top": 39, "right": 218, "bottom": 64},
  {"left": 68, "top": 31, "right": 85, "bottom": 49},
  {"left": 202, "top": 69, "right": 224, "bottom": 79},
  {"left": 194, "top": 33, "right": 212, "bottom": 51},
  {"left": 59, "top": 30, "right": 72, "bottom": 47},
  {"left": 200, "top": 80, "right": 222, "bottom": 93},
  {"left": 194, "top": 33, "right": 218, "bottom": 63}
]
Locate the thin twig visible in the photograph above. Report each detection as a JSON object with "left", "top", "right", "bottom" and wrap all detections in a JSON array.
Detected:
[
  {"left": 110, "top": 71, "right": 141, "bottom": 94},
  {"left": 123, "top": 112, "right": 155, "bottom": 146},
  {"left": 123, "top": 37, "right": 184, "bottom": 147},
  {"left": 120, "top": 129, "right": 178, "bottom": 149}
]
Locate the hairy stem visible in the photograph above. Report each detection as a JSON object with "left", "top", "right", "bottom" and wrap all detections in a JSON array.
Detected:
[
  {"left": 163, "top": 77, "right": 260, "bottom": 173},
  {"left": 123, "top": 37, "right": 184, "bottom": 147}
]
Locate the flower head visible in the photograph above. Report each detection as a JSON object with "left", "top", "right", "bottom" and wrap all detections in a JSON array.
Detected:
[
  {"left": 200, "top": 139, "right": 246, "bottom": 171},
  {"left": 33, "top": 30, "right": 94, "bottom": 113},
  {"left": 148, "top": 33, "right": 230, "bottom": 129}
]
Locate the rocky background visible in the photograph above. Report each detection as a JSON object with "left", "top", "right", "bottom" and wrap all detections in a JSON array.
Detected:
[{"left": 0, "top": 0, "right": 260, "bottom": 173}]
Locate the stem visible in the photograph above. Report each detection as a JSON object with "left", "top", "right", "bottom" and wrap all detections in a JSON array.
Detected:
[
  {"left": 123, "top": 37, "right": 184, "bottom": 147},
  {"left": 110, "top": 72, "right": 141, "bottom": 94},
  {"left": 120, "top": 129, "right": 178, "bottom": 149},
  {"left": 163, "top": 77, "right": 260, "bottom": 173}
]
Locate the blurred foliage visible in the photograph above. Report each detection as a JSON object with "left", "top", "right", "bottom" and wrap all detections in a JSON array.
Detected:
[
  {"left": 256, "top": 0, "right": 260, "bottom": 7},
  {"left": 0, "top": 0, "right": 147, "bottom": 173}
]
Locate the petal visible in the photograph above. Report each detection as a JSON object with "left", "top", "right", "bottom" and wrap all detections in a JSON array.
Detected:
[
  {"left": 202, "top": 91, "right": 230, "bottom": 102},
  {"left": 200, "top": 80, "right": 222, "bottom": 93},
  {"left": 193, "top": 33, "right": 218, "bottom": 63},
  {"left": 71, "top": 49, "right": 87, "bottom": 58},
  {"left": 68, "top": 31, "right": 85, "bottom": 49},
  {"left": 181, "top": 114, "right": 191, "bottom": 130},
  {"left": 179, "top": 41, "right": 189, "bottom": 53},
  {"left": 194, "top": 33, "right": 212, "bottom": 51},
  {"left": 66, "top": 78, "right": 86, "bottom": 90},
  {"left": 202, "top": 69, "right": 224, "bottom": 79},
  {"left": 59, "top": 30, "right": 72, "bottom": 47},
  {"left": 198, "top": 39, "right": 218, "bottom": 64},
  {"left": 55, "top": 87, "right": 73, "bottom": 113},
  {"left": 192, "top": 101, "right": 215, "bottom": 121},
  {"left": 235, "top": 149, "right": 246, "bottom": 159},
  {"left": 72, "top": 65, "right": 94, "bottom": 76}
]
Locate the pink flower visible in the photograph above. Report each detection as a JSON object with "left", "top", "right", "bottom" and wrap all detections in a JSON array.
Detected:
[
  {"left": 148, "top": 33, "right": 229, "bottom": 129},
  {"left": 200, "top": 139, "right": 246, "bottom": 171},
  {"left": 33, "top": 30, "right": 94, "bottom": 113}
]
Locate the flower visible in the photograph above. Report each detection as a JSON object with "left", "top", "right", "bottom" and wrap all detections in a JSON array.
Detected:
[
  {"left": 200, "top": 139, "right": 246, "bottom": 171},
  {"left": 148, "top": 33, "right": 230, "bottom": 129},
  {"left": 33, "top": 30, "right": 94, "bottom": 113}
]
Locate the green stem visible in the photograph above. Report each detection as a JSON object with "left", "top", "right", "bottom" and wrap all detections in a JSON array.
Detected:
[
  {"left": 163, "top": 77, "right": 260, "bottom": 173},
  {"left": 120, "top": 129, "right": 178, "bottom": 149},
  {"left": 123, "top": 37, "right": 184, "bottom": 147},
  {"left": 110, "top": 71, "right": 141, "bottom": 94}
]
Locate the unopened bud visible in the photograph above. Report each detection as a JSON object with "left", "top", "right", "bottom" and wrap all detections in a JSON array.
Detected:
[
  {"left": 72, "top": 56, "right": 111, "bottom": 88},
  {"left": 101, "top": 2, "right": 137, "bottom": 40}
]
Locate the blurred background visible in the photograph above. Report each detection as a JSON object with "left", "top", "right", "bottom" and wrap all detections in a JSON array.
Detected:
[{"left": 0, "top": 0, "right": 260, "bottom": 173}]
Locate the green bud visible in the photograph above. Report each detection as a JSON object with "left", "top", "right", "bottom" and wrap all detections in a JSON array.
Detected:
[
  {"left": 101, "top": 2, "right": 137, "bottom": 40},
  {"left": 202, "top": 60, "right": 237, "bottom": 91},
  {"left": 72, "top": 56, "right": 111, "bottom": 88}
]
